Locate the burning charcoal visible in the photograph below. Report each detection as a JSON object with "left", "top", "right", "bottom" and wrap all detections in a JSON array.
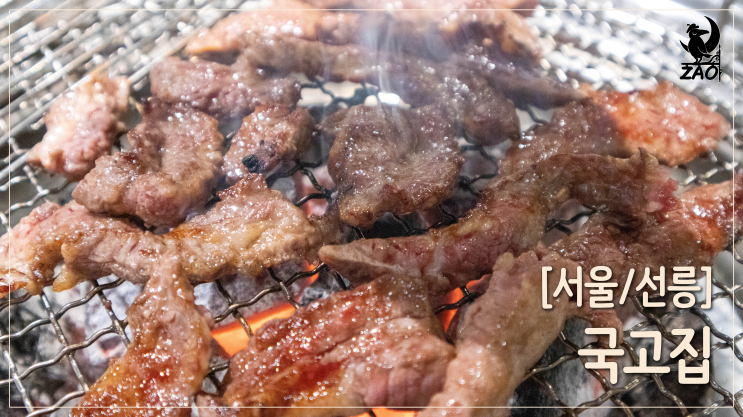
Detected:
[{"left": 194, "top": 261, "right": 308, "bottom": 330}]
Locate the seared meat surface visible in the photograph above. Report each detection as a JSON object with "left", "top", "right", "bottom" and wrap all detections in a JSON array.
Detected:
[
  {"left": 592, "top": 82, "right": 730, "bottom": 166},
  {"left": 166, "top": 175, "right": 343, "bottom": 283},
  {"left": 70, "top": 256, "right": 212, "bottom": 417},
  {"left": 380, "top": 57, "right": 520, "bottom": 145},
  {"left": 150, "top": 57, "right": 301, "bottom": 120},
  {"left": 554, "top": 176, "right": 743, "bottom": 286},
  {"left": 73, "top": 100, "right": 223, "bottom": 228},
  {"left": 3, "top": 202, "right": 164, "bottom": 295},
  {"left": 320, "top": 152, "right": 677, "bottom": 294},
  {"left": 0, "top": 203, "right": 61, "bottom": 296},
  {"left": 4, "top": 176, "right": 342, "bottom": 294},
  {"left": 224, "top": 105, "right": 315, "bottom": 183},
  {"left": 185, "top": 0, "right": 360, "bottom": 54},
  {"left": 328, "top": 105, "right": 464, "bottom": 227},
  {"left": 188, "top": 0, "right": 539, "bottom": 61},
  {"left": 199, "top": 275, "right": 454, "bottom": 416},
  {"left": 421, "top": 175, "right": 742, "bottom": 417},
  {"left": 185, "top": 1, "right": 581, "bottom": 110},
  {"left": 455, "top": 44, "right": 585, "bottom": 108},
  {"left": 27, "top": 74, "right": 129, "bottom": 180},
  {"left": 328, "top": 0, "right": 541, "bottom": 61},
  {"left": 502, "top": 82, "right": 730, "bottom": 173},
  {"left": 422, "top": 251, "right": 578, "bottom": 417}
]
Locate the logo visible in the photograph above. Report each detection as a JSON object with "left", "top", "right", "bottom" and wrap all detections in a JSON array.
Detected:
[{"left": 680, "top": 16, "right": 721, "bottom": 81}]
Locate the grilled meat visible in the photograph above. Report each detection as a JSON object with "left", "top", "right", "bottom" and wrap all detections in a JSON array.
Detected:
[
  {"left": 421, "top": 175, "right": 742, "bottom": 417},
  {"left": 185, "top": 1, "right": 582, "bottom": 110},
  {"left": 224, "top": 105, "right": 315, "bottom": 183},
  {"left": 166, "top": 175, "right": 343, "bottom": 283},
  {"left": 185, "top": 0, "right": 360, "bottom": 54},
  {"left": 27, "top": 74, "right": 129, "bottom": 180},
  {"left": 320, "top": 152, "right": 677, "bottom": 294},
  {"left": 455, "top": 44, "right": 586, "bottom": 108},
  {"left": 5, "top": 175, "right": 342, "bottom": 294},
  {"left": 502, "top": 81, "right": 731, "bottom": 173},
  {"left": 210, "top": 30, "right": 580, "bottom": 111},
  {"left": 70, "top": 255, "right": 212, "bottom": 417},
  {"left": 592, "top": 82, "right": 730, "bottom": 166},
  {"left": 379, "top": 57, "right": 520, "bottom": 145},
  {"left": 422, "top": 251, "right": 578, "bottom": 417},
  {"left": 188, "top": 0, "right": 538, "bottom": 61},
  {"left": 0, "top": 202, "right": 61, "bottom": 297},
  {"left": 3, "top": 201, "right": 164, "bottom": 295},
  {"left": 324, "top": 0, "right": 541, "bottom": 61},
  {"left": 553, "top": 176, "right": 743, "bottom": 287},
  {"left": 328, "top": 105, "right": 464, "bottom": 227},
  {"left": 199, "top": 275, "right": 454, "bottom": 416},
  {"left": 73, "top": 100, "right": 223, "bottom": 228},
  {"left": 150, "top": 57, "right": 302, "bottom": 120}
]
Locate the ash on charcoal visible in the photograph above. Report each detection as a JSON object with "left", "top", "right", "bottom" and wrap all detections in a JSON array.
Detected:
[
  {"left": 512, "top": 319, "right": 609, "bottom": 417},
  {"left": 194, "top": 260, "right": 308, "bottom": 329},
  {"left": 297, "top": 268, "right": 348, "bottom": 306},
  {"left": 2, "top": 291, "right": 83, "bottom": 412},
  {"left": 58, "top": 277, "right": 142, "bottom": 382}
]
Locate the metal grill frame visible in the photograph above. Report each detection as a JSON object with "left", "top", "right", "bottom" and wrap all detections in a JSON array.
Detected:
[{"left": 2, "top": 1, "right": 742, "bottom": 416}]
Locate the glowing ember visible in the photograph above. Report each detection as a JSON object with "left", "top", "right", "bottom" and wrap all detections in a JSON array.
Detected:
[
  {"left": 212, "top": 303, "right": 295, "bottom": 356},
  {"left": 213, "top": 262, "right": 415, "bottom": 417},
  {"left": 438, "top": 288, "right": 462, "bottom": 331}
]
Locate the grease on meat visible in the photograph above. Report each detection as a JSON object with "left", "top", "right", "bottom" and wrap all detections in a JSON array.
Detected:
[
  {"left": 380, "top": 57, "right": 520, "bottom": 145},
  {"left": 70, "top": 256, "right": 212, "bottom": 417},
  {"left": 421, "top": 176, "right": 742, "bottom": 417},
  {"left": 200, "top": 275, "right": 454, "bottom": 417},
  {"left": 186, "top": 0, "right": 360, "bottom": 54},
  {"left": 9, "top": 202, "right": 164, "bottom": 294},
  {"left": 592, "top": 82, "right": 730, "bottom": 166},
  {"left": 27, "top": 74, "right": 129, "bottom": 180},
  {"left": 328, "top": 105, "right": 464, "bottom": 227},
  {"left": 0, "top": 202, "right": 61, "bottom": 296},
  {"left": 165, "top": 174, "right": 344, "bottom": 283},
  {"left": 320, "top": 152, "right": 677, "bottom": 294},
  {"left": 73, "top": 100, "right": 223, "bottom": 228},
  {"left": 185, "top": 0, "right": 581, "bottom": 110},
  {"left": 6, "top": 176, "right": 342, "bottom": 294},
  {"left": 189, "top": 0, "right": 539, "bottom": 61},
  {"left": 502, "top": 81, "right": 730, "bottom": 173},
  {"left": 224, "top": 105, "right": 315, "bottom": 183},
  {"left": 150, "top": 57, "right": 301, "bottom": 120}
]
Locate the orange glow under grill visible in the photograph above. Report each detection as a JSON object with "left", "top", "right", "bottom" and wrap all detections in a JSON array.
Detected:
[
  {"left": 438, "top": 288, "right": 462, "bottom": 331},
  {"left": 212, "top": 303, "right": 295, "bottom": 356},
  {"left": 211, "top": 263, "right": 415, "bottom": 417}
]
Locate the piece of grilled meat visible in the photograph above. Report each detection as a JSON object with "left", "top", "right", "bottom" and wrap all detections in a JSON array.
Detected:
[
  {"left": 328, "top": 105, "right": 464, "bottom": 227},
  {"left": 73, "top": 100, "right": 223, "bottom": 228},
  {"left": 70, "top": 255, "right": 212, "bottom": 417},
  {"left": 198, "top": 275, "right": 454, "bottom": 417},
  {"left": 2, "top": 175, "right": 342, "bottom": 294},
  {"left": 186, "top": 0, "right": 360, "bottom": 55},
  {"left": 185, "top": 2, "right": 583, "bottom": 110},
  {"left": 502, "top": 81, "right": 731, "bottom": 173},
  {"left": 166, "top": 175, "right": 343, "bottom": 284},
  {"left": 421, "top": 175, "right": 742, "bottom": 417},
  {"left": 187, "top": 0, "right": 539, "bottom": 62},
  {"left": 224, "top": 105, "right": 315, "bottom": 183},
  {"left": 27, "top": 74, "right": 129, "bottom": 180},
  {"left": 320, "top": 152, "right": 677, "bottom": 294},
  {"left": 150, "top": 56, "right": 301, "bottom": 120}
]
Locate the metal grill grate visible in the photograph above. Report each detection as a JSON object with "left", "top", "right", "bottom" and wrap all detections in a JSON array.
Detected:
[{"left": 2, "top": 1, "right": 742, "bottom": 416}]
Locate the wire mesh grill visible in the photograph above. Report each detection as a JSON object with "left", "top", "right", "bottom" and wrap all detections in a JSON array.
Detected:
[{"left": 1, "top": 0, "right": 742, "bottom": 416}]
